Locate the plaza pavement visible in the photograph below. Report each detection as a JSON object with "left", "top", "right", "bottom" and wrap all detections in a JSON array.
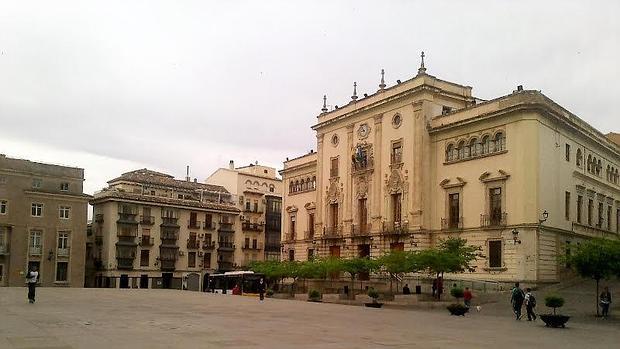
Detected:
[{"left": 0, "top": 287, "right": 618, "bottom": 349}]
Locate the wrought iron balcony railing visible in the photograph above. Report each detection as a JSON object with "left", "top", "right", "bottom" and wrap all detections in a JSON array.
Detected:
[
  {"left": 323, "top": 226, "right": 343, "bottom": 239},
  {"left": 351, "top": 224, "right": 370, "bottom": 237},
  {"left": 140, "top": 215, "right": 155, "bottom": 225},
  {"left": 382, "top": 221, "right": 408, "bottom": 235},
  {"left": 441, "top": 217, "right": 464, "bottom": 230},
  {"left": 480, "top": 212, "right": 507, "bottom": 227}
]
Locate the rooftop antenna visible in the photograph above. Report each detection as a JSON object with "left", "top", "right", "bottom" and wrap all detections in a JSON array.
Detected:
[
  {"left": 379, "top": 69, "right": 386, "bottom": 90},
  {"left": 418, "top": 51, "right": 427, "bottom": 75},
  {"left": 186, "top": 165, "right": 190, "bottom": 182}
]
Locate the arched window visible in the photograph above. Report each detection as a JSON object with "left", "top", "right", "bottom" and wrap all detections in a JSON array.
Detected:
[
  {"left": 312, "top": 176, "right": 316, "bottom": 189},
  {"left": 289, "top": 181, "right": 294, "bottom": 193},
  {"left": 295, "top": 180, "right": 300, "bottom": 192},
  {"left": 469, "top": 138, "right": 478, "bottom": 157},
  {"left": 607, "top": 165, "right": 611, "bottom": 181},
  {"left": 494, "top": 132, "right": 505, "bottom": 152},
  {"left": 300, "top": 179, "right": 306, "bottom": 191},
  {"left": 457, "top": 141, "right": 465, "bottom": 159},
  {"left": 587, "top": 155, "right": 592, "bottom": 172},
  {"left": 596, "top": 159, "right": 601, "bottom": 176},
  {"left": 481, "top": 136, "right": 490, "bottom": 155},
  {"left": 616, "top": 169, "right": 619, "bottom": 184},
  {"left": 446, "top": 144, "right": 454, "bottom": 162},
  {"left": 576, "top": 149, "right": 582, "bottom": 167}
]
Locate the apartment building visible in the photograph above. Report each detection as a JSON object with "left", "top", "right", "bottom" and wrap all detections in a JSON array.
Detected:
[{"left": 0, "top": 154, "right": 89, "bottom": 287}]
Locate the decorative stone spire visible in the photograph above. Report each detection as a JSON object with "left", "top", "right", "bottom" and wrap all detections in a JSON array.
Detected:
[
  {"left": 321, "top": 95, "right": 328, "bottom": 113},
  {"left": 351, "top": 82, "right": 358, "bottom": 101},
  {"left": 418, "top": 51, "right": 426, "bottom": 75},
  {"left": 379, "top": 69, "right": 386, "bottom": 90}
]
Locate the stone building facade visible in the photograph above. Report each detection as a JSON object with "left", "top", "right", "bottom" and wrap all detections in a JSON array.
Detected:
[
  {"left": 206, "top": 161, "right": 283, "bottom": 263},
  {"left": 90, "top": 169, "right": 240, "bottom": 290},
  {"left": 0, "top": 154, "right": 89, "bottom": 287},
  {"left": 281, "top": 58, "right": 620, "bottom": 283}
]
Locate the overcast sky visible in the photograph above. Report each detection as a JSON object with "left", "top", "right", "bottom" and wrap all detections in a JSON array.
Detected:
[{"left": 1, "top": 0, "right": 618, "bottom": 195}]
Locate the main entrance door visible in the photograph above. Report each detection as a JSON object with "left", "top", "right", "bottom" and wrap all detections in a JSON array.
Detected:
[
  {"left": 119, "top": 274, "right": 129, "bottom": 289},
  {"left": 162, "top": 273, "right": 173, "bottom": 289},
  {"left": 140, "top": 274, "right": 149, "bottom": 288}
]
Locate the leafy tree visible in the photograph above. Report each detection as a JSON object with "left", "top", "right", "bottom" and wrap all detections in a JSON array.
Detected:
[
  {"left": 565, "top": 238, "right": 620, "bottom": 316},
  {"left": 378, "top": 251, "right": 421, "bottom": 293},
  {"left": 340, "top": 257, "right": 380, "bottom": 299},
  {"left": 545, "top": 295, "right": 565, "bottom": 315},
  {"left": 418, "top": 238, "right": 483, "bottom": 278}
]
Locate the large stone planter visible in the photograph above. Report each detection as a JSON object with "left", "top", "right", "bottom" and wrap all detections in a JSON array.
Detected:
[
  {"left": 446, "top": 303, "right": 469, "bottom": 316},
  {"left": 540, "top": 314, "right": 570, "bottom": 328},
  {"left": 364, "top": 302, "right": 383, "bottom": 308}
]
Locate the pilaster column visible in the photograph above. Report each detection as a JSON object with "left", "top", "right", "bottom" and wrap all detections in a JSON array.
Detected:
[
  {"left": 316, "top": 133, "right": 325, "bottom": 231},
  {"left": 345, "top": 124, "right": 354, "bottom": 226},
  {"left": 372, "top": 114, "right": 383, "bottom": 231}
]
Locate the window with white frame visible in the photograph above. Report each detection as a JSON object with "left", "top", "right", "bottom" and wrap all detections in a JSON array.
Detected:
[
  {"left": 59, "top": 206, "right": 70, "bottom": 219},
  {"left": 32, "top": 178, "right": 42, "bottom": 188},
  {"left": 29, "top": 231, "right": 42, "bottom": 255},
  {"left": 60, "top": 182, "right": 69, "bottom": 191},
  {"left": 0, "top": 200, "right": 6, "bottom": 214},
  {"left": 31, "top": 203, "right": 43, "bottom": 217},
  {"left": 57, "top": 232, "right": 70, "bottom": 256}
]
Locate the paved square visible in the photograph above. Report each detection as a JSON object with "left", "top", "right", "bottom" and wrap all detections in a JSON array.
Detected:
[{"left": 0, "top": 287, "right": 618, "bottom": 349}]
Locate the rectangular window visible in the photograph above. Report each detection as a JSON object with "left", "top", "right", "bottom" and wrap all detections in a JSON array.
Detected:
[
  {"left": 245, "top": 201, "right": 251, "bottom": 211},
  {"left": 188, "top": 252, "right": 196, "bottom": 268},
  {"left": 598, "top": 202, "right": 604, "bottom": 228},
  {"left": 577, "top": 195, "right": 583, "bottom": 223},
  {"left": 31, "top": 203, "right": 43, "bottom": 217},
  {"left": 565, "top": 192, "right": 570, "bottom": 220},
  {"left": 448, "top": 193, "right": 460, "bottom": 228},
  {"left": 59, "top": 206, "right": 70, "bottom": 219},
  {"left": 244, "top": 237, "right": 250, "bottom": 248},
  {"left": 30, "top": 231, "right": 42, "bottom": 255},
  {"left": 288, "top": 249, "right": 295, "bottom": 261},
  {"left": 565, "top": 144, "right": 570, "bottom": 161},
  {"left": 391, "top": 141, "right": 403, "bottom": 164},
  {"left": 489, "top": 188, "right": 502, "bottom": 225},
  {"left": 252, "top": 239, "right": 257, "bottom": 249},
  {"left": 290, "top": 215, "right": 296, "bottom": 234},
  {"left": 140, "top": 250, "right": 149, "bottom": 267},
  {"left": 60, "top": 182, "right": 69, "bottom": 191},
  {"left": 0, "top": 200, "right": 6, "bottom": 214},
  {"left": 588, "top": 199, "right": 593, "bottom": 226},
  {"left": 358, "top": 198, "right": 367, "bottom": 232},
  {"left": 32, "top": 178, "right": 42, "bottom": 188},
  {"left": 488, "top": 240, "right": 502, "bottom": 268},
  {"left": 308, "top": 213, "right": 315, "bottom": 236},
  {"left": 55, "top": 262, "right": 68, "bottom": 282},
  {"left": 253, "top": 200, "right": 259, "bottom": 212},
  {"left": 203, "top": 253, "right": 211, "bottom": 268},
  {"left": 205, "top": 214, "right": 212, "bottom": 227},
  {"left": 330, "top": 203, "right": 339, "bottom": 229},
  {"left": 617, "top": 209, "right": 620, "bottom": 233},
  {"left": 57, "top": 232, "right": 70, "bottom": 256},
  {"left": 607, "top": 206, "right": 612, "bottom": 231},
  {"left": 392, "top": 193, "right": 402, "bottom": 223},
  {"left": 330, "top": 157, "right": 339, "bottom": 178}
]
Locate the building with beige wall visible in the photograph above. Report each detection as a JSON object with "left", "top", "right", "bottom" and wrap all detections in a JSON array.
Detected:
[
  {"left": 281, "top": 57, "right": 620, "bottom": 284},
  {"left": 206, "top": 161, "right": 283, "bottom": 263},
  {"left": 90, "top": 169, "right": 240, "bottom": 290},
  {"left": 0, "top": 154, "right": 90, "bottom": 287}
]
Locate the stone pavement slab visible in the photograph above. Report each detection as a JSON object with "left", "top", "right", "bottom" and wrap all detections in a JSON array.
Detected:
[{"left": 0, "top": 287, "right": 618, "bottom": 349}]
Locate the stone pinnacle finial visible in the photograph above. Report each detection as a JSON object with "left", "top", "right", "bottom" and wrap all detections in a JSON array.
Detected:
[
  {"left": 418, "top": 51, "right": 426, "bottom": 75},
  {"left": 379, "top": 69, "right": 386, "bottom": 90},
  {"left": 321, "top": 95, "right": 328, "bottom": 113},
  {"left": 351, "top": 82, "right": 358, "bottom": 101}
]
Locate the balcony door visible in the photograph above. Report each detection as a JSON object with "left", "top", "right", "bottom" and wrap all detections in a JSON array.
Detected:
[
  {"left": 330, "top": 203, "right": 339, "bottom": 228},
  {"left": 358, "top": 198, "right": 368, "bottom": 232},
  {"left": 449, "top": 193, "right": 460, "bottom": 228},
  {"left": 391, "top": 193, "right": 402, "bottom": 224},
  {"left": 489, "top": 188, "right": 502, "bottom": 225}
]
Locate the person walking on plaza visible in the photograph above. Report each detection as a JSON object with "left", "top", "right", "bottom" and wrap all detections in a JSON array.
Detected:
[
  {"left": 524, "top": 288, "right": 537, "bottom": 321},
  {"left": 600, "top": 286, "right": 612, "bottom": 318},
  {"left": 25, "top": 266, "right": 39, "bottom": 303},
  {"left": 258, "top": 278, "right": 266, "bottom": 302},
  {"left": 436, "top": 277, "right": 444, "bottom": 300},
  {"left": 431, "top": 278, "right": 437, "bottom": 298},
  {"left": 463, "top": 287, "right": 473, "bottom": 308},
  {"left": 403, "top": 284, "right": 411, "bottom": 295},
  {"left": 510, "top": 282, "right": 525, "bottom": 320}
]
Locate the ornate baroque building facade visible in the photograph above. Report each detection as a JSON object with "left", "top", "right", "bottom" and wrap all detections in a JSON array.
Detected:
[{"left": 281, "top": 58, "right": 620, "bottom": 283}]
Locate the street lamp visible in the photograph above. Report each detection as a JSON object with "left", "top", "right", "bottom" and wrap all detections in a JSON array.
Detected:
[
  {"left": 539, "top": 210, "right": 549, "bottom": 224},
  {"left": 511, "top": 229, "right": 522, "bottom": 244}
]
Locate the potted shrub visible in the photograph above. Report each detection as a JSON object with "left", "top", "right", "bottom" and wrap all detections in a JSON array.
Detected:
[
  {"left": 365, "top": 288, "right": 383, "bottom": 308},
  {"left": 539, "top": 295, "right": 570, "bottom": 328},
  {"left": 308, "top": 289, "right": 322, "bottom": 302},
  {"left": 266, "top": 289, "right": 274, "bottom": 298},
  {"left": 446, "top": 287, "right": 468, "bottom": 316}
]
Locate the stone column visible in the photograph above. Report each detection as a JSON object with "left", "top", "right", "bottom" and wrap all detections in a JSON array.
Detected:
[
  {"left": 316, "top": 133, "right": 325, "bottom": 233},
  {"left": 345, "top": 124, "right": 354, "bottom": 228},
  {"left": 411, "top": 102, "right": 424, "bottom": 230},
  {"left": 372, "top": 114, "right": 383, "bottom": 231}
]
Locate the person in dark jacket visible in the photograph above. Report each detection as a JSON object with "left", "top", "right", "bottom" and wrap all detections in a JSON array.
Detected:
[
  {"left": 510, "top": 282, "right": 525, "bottom": 320},
  {"left": 600, "top": 286, "right": 612, "bottom": 318},
  {"left": 25, "top": 266, "right": 39, "bottom": 303},
  {"left": 403, "top": 284, "right": 411, "bottom": 295},
  {"left": 258, "top": 278, "right": 266, "bottom": 302}
]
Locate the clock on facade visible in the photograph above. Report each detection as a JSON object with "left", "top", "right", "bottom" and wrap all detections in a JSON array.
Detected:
[{"left": 357, "top": 123, "right": 370, "bottom": 139}]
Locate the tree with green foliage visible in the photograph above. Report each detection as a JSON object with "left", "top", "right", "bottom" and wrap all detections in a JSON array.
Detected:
[
  {"left": 378, "top": 250, "right": 421, "bottom": 294},
  {"left": 565, "top": 238, "right": 620, "bottom": 316},
  {"left": 340, "top": 257, "right": 380, "bottom": 299},
  {"left": 418, "top": 237, "right": 483, "bottom": 278}
]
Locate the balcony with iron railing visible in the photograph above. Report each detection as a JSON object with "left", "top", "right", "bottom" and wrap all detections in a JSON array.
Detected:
[
  {"left": 480, "top": 212, "right": 507, "bottom": 227},
  {"left": 242, "top": 222, "right": 264, "bottom": 232},
  {"left": 304, "top": 230, "right": 315, "bottom": 240},
  {"left": 441, "top": 217, "right": 464, "bottom": 230},
  {"left": 161, "top": 217, "right": 180, "bottom": 227},
  {"left": 117, "top": 229, "right": 138, "bottom": 238},
  {"left": 382, "top": 221, "right": 408, "bottom": 235},
  {"left": 351, "top": 223, "right": 371, "bottom": 237},
  {"left": 0, "top": 243, "right": 9, "bottom": 255},
  {"left": 116, "top": 256, "right": 134, "bottom": 270},
  {"left": 284, "top": 232, "right": 296, "bottom": 242},
  {"left": 323, "top": 226, "right": 343, "bottom": 239},
  {"left": 140, "top": 215, "right": 155, "bottom": 225},
  {"left": 203, "top": 221, "right": 217, "bottom": 230},
  {"left": 159, "top": 259, "right": 176, "bottom": 271},
  {"left": 242, "top": 242, "right": 263, "bottom": 251},
  {"left": 217, "top": 241, "right": 235, "bottom": 251},
  {"left": 188, "top": 220, "right": 202, "bottom": 230},
  {"left": 29, "top": 246, "right": 42, "bottom": 255},
  {"left": 160, "top": 231, "right": 179, "bottom": 240},
  {"left": 202, "top": 241, "right": 216, "bottom": 250},
  {"left": 243, "top": 207, "right": 264, "bottom": 214},
  {"left": 218, "top": 221, "right": 235, "bottom": 232},
  {"left": 139, "top": 236, "right": 155, "bottom": 246},
  {"left": 57, "top": 247, "right": 70, "bottom": 257},
  {"left": 187, "top": 239, "right": 200, "bottom": 249},
  {"left": 117, "top": 212, "right": 138, "bottom": 224}
]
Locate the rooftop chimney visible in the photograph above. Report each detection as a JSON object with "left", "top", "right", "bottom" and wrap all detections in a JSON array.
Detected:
[
  {"left": 186, "top": 165, "right": 190, "bottom": 182},
  {"left": 229, "top": 160, "right": 235, "bottom": 170},
  {"left": 194, "top": 178, "right": 197, "bottom": 183},
  {"left": 517, "top": 85, "right": 523, "bottom": 91}
]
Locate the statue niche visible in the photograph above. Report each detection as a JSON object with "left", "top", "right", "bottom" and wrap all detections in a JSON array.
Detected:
[{"left": 351, "top": 143, "right": 373, "bottom": 173}]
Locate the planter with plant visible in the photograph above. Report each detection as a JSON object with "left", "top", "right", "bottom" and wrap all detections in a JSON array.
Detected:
[
  {"left": 446, "top": 287, "right": 468, "bottom": 316},
  {"left": 539, "top": 295, "right": 570, "bottom": 328},
  {"left": 308, "top": 289, "right": 322, "bottom": 302},
  {"left": 365, "top": 288, "right": 383, "bottom": 308},
  {"left": 266, "top": 289, "right": 274, "bottom": 298}
]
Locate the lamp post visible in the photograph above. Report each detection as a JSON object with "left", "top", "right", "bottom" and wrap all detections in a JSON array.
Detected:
[
  {"left": 539, "top": 210, "right": 549, "bottom": 224},
  {"left": 511, "top": 229, "right": 522, "bottom": 244}
]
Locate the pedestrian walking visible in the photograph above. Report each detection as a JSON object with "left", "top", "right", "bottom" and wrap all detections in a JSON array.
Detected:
[
  {"left": 436, "top": 277, "right": 444, "bottom": 300},
  {"left": 402, "top": 284, "right": 411, "bottom": 295},
  {"left": 25, "top": 266, "right": 39, "bottom": 303},
  {"left": 600, "top": 286, "right": 612, "bottom": 318},
  {"left": 510, "top": 282, "right": 525, "bottom": 320},
  {"left": 463, "top": 287, "right": 473, "bottom": 308},
  {"left": 431, "top": 278, "right": 437, "bottom": 298},
  {"left": 524, "top": 288, "right": 537, "bottom": 321},
  {"left": 258, "top": 278, "right": 266, "bottom": 302}
]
